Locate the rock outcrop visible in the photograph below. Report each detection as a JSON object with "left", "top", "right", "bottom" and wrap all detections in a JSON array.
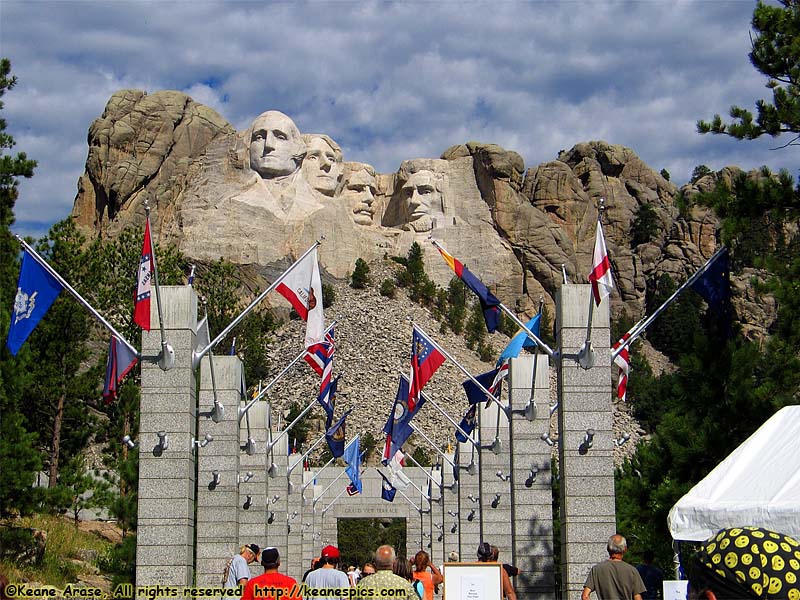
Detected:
[{"left": 70, "top": 90, "right": 765, "bottom": 336}]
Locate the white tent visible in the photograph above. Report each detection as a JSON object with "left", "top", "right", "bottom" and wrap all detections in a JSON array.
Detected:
[{"left": 668, "top": 404, "right": 800, "bottom": 542}]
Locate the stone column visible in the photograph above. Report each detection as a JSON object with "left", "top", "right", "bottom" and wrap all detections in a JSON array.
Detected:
[
  {"left": 286, "top": 452, "right": 305, "bottom": 579},
  {"left": 265, "top": 430, "right": 290, "bottom": 566},
  {"left": 508, "top": 354, "right": 555, "bottom": 598},
  {"left": 439, "top": 450, "right": 459, "bottom": 560},
  {"left": 556, "top": 285, "right": 615, "bottom": 598},
  {"left": 136, "top": 286, "right": 198, "bottom": 586},
  {"left": 239, "top": 401, "right": 269, "bottom": 577},
  {"left": 455, "top": 438, "right": 479, "bottom": 560},
  {"left": 477, "top": 399, "right": 512, "bottom": 562},
  {"left": 195, "top": 355, "right": 243, "bottom": 585}
]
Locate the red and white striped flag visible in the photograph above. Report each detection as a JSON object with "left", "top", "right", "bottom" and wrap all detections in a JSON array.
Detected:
[
  {"left": 612, "top": 333, "right": 631, "bottom": 402},
  {"left": 133, "top": 219, "right": 154, "bottom": 330},
  {"left": 589, "top": 219, "right": 614, "bottom": 306}
]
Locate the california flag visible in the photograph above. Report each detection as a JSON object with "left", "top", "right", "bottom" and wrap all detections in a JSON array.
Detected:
[{"left": 276, "top": 247, "right": 325, "bottom": 347}]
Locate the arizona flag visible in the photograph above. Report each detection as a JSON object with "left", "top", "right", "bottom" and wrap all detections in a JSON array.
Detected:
[
  {"left": 588, "top": 219, "right": 614, "bottom": 306},
  {"left": 133, "top": 220, "right": 155, "bottom": 330},
  {"left": 436, "top": 245, "right": 501, "bottom": 333},
  {"left": 408, "top": 326, "right": 445, "bottom": 412},
  {"left": 612, "top": 333, "right": 631, "bottom": 402},
  {"left": 276, "top": 248, "right": 325, "bottom": 348}
]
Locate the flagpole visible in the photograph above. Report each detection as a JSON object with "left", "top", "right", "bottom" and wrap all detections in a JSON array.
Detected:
[
  {"left": 199, "top": 300, "right": 225, "bottom": 422},
  {"left": 403, "top": 452, "right": 441, "bottom": 495},
  {"left": 415, "top": 324, "right": 510, "bottom": 417},
  {"left": 306, "top": 435, "right": 359, "bottom": 496},
  {"left": 578, "top": 201, "right": 605, "bottom": 370},
  {"left": 143, "top": 201, "right": 173, "bottom": 370},
  {"left": 194, "top": 241, "right": 320, "bottom": 361},
  {"left": 611, "top": 246, "right": 728, "bottom": 360},
  {"left": 314, "top": 434, "right": 360, "bottom": 504},
  {"left": 429, "top": 239, "right": 556, "bottom": 359},
  {"left": 409, "top": 423, "right": 457, "bottom": 469},
  {"left": 528, "top": 298, "right": 545, "bottom": 408},
  {"left": 266, "top": 396, "right": 318, "bottom": 453},
  {"left": 320, "top": 483, "right": 351, "bottom": 515},
  {"left": 288, "top": 431, "right": 327, "bottom": 476},
  {"left": 237, "top": 321, "right": 336, "bottom": 416},
  {"left": 14, "top": 235, "right": 140, "bottom": 358},
  {"left": 410, "top": 380, "right": 480, "bottom": 450}
]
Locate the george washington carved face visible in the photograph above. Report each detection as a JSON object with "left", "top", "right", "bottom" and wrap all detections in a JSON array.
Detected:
[{"left": 248, "top": 111, "right": 305, "bottom": 178}]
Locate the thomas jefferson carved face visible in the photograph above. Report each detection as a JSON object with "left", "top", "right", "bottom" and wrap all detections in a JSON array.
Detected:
[
  {"left": 248, "top": 111, "right": 304, "bottom": 178},
  {"left": 301, "top": 135, "right": 343, "bottom": 196},
  {"left": 401, "top": 170, "right": 444, "bottom": 232},
  {"left": 342, "top": 167, "right": 378, "bottom": 226}
]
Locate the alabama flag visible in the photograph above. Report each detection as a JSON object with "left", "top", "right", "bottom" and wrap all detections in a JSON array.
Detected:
[
  {"left": 612, "top": 334, "right": 631, "bottom": 402},
  {"left": 133, "top": 219, "right": 154, "bottom": 330},
  {"left": 589, "top": 219, "right": 614, "bottom": 306},
  {"left": 276, "top": 248, "right": 325, "bottom": 348}
]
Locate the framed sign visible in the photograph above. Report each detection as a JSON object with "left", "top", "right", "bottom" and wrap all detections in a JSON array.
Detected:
[{"left": 442, "top": 562, "right": 502, "bottom": 600}]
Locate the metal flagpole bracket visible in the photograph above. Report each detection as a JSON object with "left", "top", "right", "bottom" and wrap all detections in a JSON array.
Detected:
[
  {"left": 158, "top": 343, "right": 175, "bottom": 371},
  {"left": 577, "top": 341, "right": 595, "bottom": 370}
]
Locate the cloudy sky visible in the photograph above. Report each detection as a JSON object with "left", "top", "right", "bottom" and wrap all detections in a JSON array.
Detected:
[{"left": 2, "top": 1, "right": 796, "bottom": 240}]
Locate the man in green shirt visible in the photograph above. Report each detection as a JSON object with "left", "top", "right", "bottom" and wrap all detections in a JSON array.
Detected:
[
  {"left": 582, "top": 534, "right": 646, "bottom": 600},
  {"left": 357, "top": 545, "right": 416, "bottom": 598}
]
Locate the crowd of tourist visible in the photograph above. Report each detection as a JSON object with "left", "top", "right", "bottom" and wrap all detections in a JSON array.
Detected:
[{"left": 223, "top": 540, "right": 518, "bottom": 599}]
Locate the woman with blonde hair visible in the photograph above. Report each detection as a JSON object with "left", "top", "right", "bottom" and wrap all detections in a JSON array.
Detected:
[{"left": 412, "top": 550, "right": 443, "bottom": 600}]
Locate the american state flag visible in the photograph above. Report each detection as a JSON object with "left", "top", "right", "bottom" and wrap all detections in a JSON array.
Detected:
[
  {"left": 408, "top": 326, "right": 445, "bottom": 412},
  {"left": 612, "top": 333, "right": 631, "bottom": 402},
  {"left": 589, "top": 219, "right": 614, "bottom": 306}
]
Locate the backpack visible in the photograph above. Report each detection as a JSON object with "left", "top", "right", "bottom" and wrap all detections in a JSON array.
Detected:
[{"left": 412, "top": 579, "right": 424, "bottom": 599}]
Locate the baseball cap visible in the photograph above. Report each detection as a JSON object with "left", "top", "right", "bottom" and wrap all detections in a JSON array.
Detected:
[
  {"left": 261, "top": 547, "right": 280, "bottom": 567},
  {"left": 245, "top": 544, "right": 260, "bottom": 555},
  {"left": 321, "top": 545, "right": 340, "bottom": 559}
]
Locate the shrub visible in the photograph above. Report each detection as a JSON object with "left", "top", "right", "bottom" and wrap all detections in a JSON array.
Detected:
[
  {"left": 351, "top": 258, "right": 370, "bottom": 289},
  {"left": 379, "top": 279, "right": 396, "bottom": 298}
]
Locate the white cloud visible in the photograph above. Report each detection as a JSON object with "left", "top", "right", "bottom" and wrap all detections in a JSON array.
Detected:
[{"left": 2, "top": 0, "right": 797, "bottom": 240}]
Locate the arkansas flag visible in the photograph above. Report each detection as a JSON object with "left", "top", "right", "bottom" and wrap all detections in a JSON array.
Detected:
[
  {"left": 276, "top": 248, "right": 325, "bottom": 348},
  {"left": 133, "top": 219, "right": 154, "bottom": 330},
  {"left": 408, "top": 326, "right": 445, "bottom": 412},
  {"left": 588, "top": 219, "right": 614, "bottom": 306}
]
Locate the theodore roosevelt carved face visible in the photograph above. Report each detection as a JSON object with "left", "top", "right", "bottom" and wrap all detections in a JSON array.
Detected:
[
  {"left": 301, "top": 134, "right": 343, "bottom": 197},
  {"left": 248, "top": 111, "right": 305, "bottom": 178}
]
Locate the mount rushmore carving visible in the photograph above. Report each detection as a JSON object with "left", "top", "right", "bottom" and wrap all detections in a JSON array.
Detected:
[{"left": 71, "top": 89, "right": 733, "bottom": 323}]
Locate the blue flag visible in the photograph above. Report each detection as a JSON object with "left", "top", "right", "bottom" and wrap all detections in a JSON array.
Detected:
[
  {"left": 462, "top": 368, "right": 500, "bottom": 405},
  {"left": 319, "top": 373, "right": 339, "bottom": 428},
  {"left": 344, "top": 436, "right": 362, "bottom": 494},
  {"left": 382, "top": 375, "right": 424, "bottom": 462},
  {"left": 691, "top": 248, "right": 732, "bottom": 337},
  {"left": 325, "top": 409, "right": 351, "bottom": 459},
  {"left": 7, "top": 251, "right": 63, "bottom": 355},
  {"left": 379, "top": 470, "right": 396, "bottom": 502},
  {"left": 455, "top": 404, "right": 477, "bottom": 443},
  {"left": 496, "top": 313, "right": 541, "bottom": 366}
]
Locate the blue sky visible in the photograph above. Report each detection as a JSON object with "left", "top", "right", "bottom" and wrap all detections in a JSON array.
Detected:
[{"left": 2, "top": 1, "right": 796, "bottom": 240}]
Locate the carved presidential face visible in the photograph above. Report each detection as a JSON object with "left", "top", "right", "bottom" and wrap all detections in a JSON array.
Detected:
[
  {"left": 342, "top": 168, "right": 378, "bottom": 226},
  {"left": 301, "top": 135, "right": 343, "bottom": 196},
  {"left": 248, "top": 111, "right": 304, "bottom": 178},
  {"left": 402, "top": 170, "right": 443, "bottom": 232}
]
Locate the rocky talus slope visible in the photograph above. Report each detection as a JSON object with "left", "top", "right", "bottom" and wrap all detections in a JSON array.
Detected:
[{"left": 257, "top": 257, "right": 644, "bottom": 468}]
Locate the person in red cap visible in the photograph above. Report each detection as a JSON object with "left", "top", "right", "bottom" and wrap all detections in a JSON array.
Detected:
[
  {"left": 241, "top": 547, "right": 300, "bottom": 600},
  {"left": 303, "top": 545, "right": 350, "bottom": 600}
]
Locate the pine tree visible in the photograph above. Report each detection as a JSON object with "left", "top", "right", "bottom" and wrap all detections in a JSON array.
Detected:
[
  {"left": 698, "top": 1, "right": 800, "bottom": 147},
  {"left": 0, "top": 59, "right": 41, "bottom": 516},
  {"left": 350, "top": 258, "right": 370, "bottom": 289}
]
